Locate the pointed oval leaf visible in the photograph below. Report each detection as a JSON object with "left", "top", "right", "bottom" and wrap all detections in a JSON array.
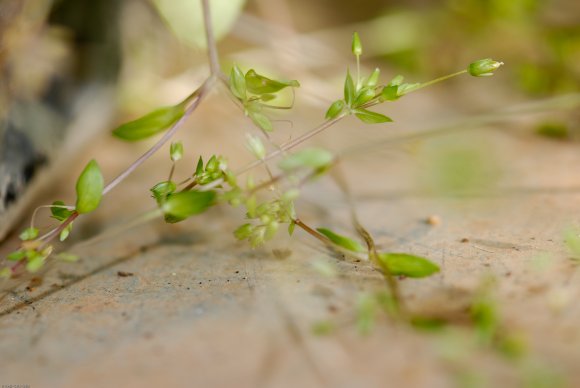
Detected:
[
  {"left": 230, "top": 64, "right": 247, "bottom": 101},
  {"left": 354, "top": 109, "right": 393, "bottom": 124},
  {"left": 325, "top": 100, "right": 345, "bottom": 120},
  {"left": 7, "top": 251, "right": 26, "bottom": 261},
  {"left": 113, "top": 105, "right": 185, "bottom": 141},
  {"left": 317, "top": 228, "right": 365, "bottom": 252},
  {"left": 378, "top": 253, "right": 439, "bottom": 278},
  {"left": 75, "top": 159, "right": 104, "bottom": 214},
  {"left": 162, "top": 190, "right": 216, "bottom": 223},
  {"left": 245, "top": 69, "right": 300, "bottom": 94},
  {"left": 279, "top": 148, "right": 334, "bottom": 171}
]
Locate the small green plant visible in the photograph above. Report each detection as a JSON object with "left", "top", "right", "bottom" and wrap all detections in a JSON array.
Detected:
[{"left": 1, "top": 1, "right": 503, "bottom": 324}]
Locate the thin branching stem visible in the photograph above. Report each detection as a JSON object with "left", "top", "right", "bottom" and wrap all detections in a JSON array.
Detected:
[{"left": 201, "top": 0, "right": 220, "bottom": 75}]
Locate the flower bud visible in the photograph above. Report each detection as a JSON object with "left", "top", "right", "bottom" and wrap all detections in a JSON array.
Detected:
[
  {"left": 468, "top": 58, "right": 504, "bottom": 77},
  {"left": 352, "top": 32, "right": 362, "bottom": 56}
]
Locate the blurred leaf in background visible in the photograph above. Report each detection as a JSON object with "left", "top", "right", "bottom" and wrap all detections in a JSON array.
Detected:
[{"left": 152, "top": 0, "right": 246, "bottom": 48}]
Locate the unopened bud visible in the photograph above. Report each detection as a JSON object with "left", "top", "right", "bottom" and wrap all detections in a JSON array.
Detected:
[{"left": 468, "top": 58, "right": 504, "bottom": 77}]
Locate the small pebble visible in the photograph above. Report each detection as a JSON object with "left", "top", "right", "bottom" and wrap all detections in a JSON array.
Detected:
[{"left": 426, "top": 215, "right": 441, "bottom": 226}]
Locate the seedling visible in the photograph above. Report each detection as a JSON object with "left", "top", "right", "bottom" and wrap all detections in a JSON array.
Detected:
[{"left": 1, "top": 1, "right": 503, "bottom": 323}]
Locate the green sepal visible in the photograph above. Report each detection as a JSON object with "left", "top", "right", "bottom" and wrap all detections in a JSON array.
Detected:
[{"left": 344, "top": 69, "right": 355, "bottom": 107}]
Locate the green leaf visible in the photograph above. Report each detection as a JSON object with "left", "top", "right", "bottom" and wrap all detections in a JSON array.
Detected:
[
  {"left": 0, "top": 267, "right": 11, "bottom": 279},
  {"left": 75, "top": 159, "right": 104, "bottom": 214},
  {"left": 344, "top": 69, "right": 355, "bottom": 107},
  {"left": 50, "top": 201, "right": 73, "bottom": 221},
  {"left": 19, "top": 227, "right": 39, "bottom": 241},
  {"left": 317, "top": 228, "right": 365, "bottom": 252},
  {"left": 325, "top": 100, "right": 345, "bottom": 120},
  {"left": 112, "top": 105, "right": 185, "bottom": 141},
  {"left": 26, "top": 255, "right": 45, "bottom": 273},
  {"left": 170, "top": 141, "right": 184, "bottom": 162},
  {"left": 150, "top": 181, "right": 177, "bottom": 204},
  {"left": 564, "top": 228, "right": 580, "bottom": 260},
  {"left": 245, "top": 69, "right": 300, "bottom": 94},
  {"left": 378, "top": 253, "right": 439, "bottom": 278},
  {"left": 288, "top": 221, "right": 296, "bottom": 236},
  {"left": 278, "top": 148, "right": 334, "bottom": 171},
  {"left": 230, "top": 64, "right": 247, "bottom": 101},
  {"left": 248, "top": 111, "right": 273, "bottom": 132},
  {"left": 356, "top": 293, "right": 377, "bottom": 335},
  {"left": 59, "top": 223, "right": 73, "bottom": 242},
  {"left": 351, "top": 32, "right": 362, "bottom": 56},
  {"left": 353, "top": 108, "right": 393, "bottom": 124},
  {"left": 161, "top": 190, "right": 216, "bottom": 223},
  {"left": 55, "top": 252, "right": 80, "bottom": 262},
  {"left": 312, "top": 320, "right": 335, "bottom": 336},
  {"left": 471, "top": 297, "right": 498, "bottom": 345},
  {"left": 259, "top": 94, "right": 276, "bottom": 102},
  {"left": 7, "top": 251, "right": 25, "bottom": 261},
  {"left": 25, "top": 247, "right": 52, "bottom": 273},
  {"left": 234, "top": 223, "right": 253, "bottom": 240}
]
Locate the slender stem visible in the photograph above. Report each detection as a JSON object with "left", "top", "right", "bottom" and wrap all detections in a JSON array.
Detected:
[
  {"left": 293, "top": 218, "right": 332, "bottom": 246},
  {"left": 401, "top": 70, "right": 468, "bottom": 95},
  {"left": 201, "top": 0, "right": 220, "bottom": 75},
  {"left": 237, "top": 114, "right": 347, "bottom": 175}
]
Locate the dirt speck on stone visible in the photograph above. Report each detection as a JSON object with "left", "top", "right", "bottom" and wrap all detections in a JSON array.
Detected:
[{"left": 117, "top": 271, "right": 134, "bottom": 277}]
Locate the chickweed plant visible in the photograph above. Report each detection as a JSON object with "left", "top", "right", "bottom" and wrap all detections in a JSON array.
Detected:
[{"left": 0, "top": 1, "right": 503, "bottom": 320}]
